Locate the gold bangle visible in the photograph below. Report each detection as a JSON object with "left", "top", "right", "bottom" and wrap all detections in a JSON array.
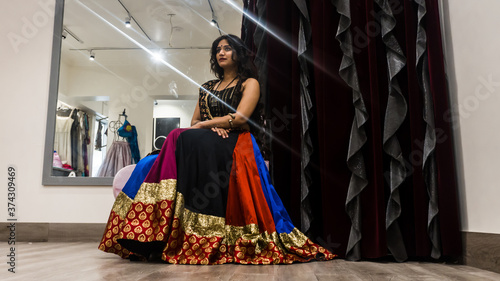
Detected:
[
  {"left": 228, "top": 113, "right": 236, "bottom": 119},
  {"left": 228, "top": 119, "right": 233, "bottom": 129}
]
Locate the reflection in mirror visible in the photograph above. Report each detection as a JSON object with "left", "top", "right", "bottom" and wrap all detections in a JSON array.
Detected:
[{"left": 43, "top": 0, "right": 243, "bottom": 185}]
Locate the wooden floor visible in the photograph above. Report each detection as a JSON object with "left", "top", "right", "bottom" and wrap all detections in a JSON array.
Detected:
[{"left": 2, "top": 242, "right": 500, "bottom": 280}]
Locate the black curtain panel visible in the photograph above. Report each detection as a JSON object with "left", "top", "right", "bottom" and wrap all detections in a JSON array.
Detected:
[{"left": 241, "top": 0, "right": 461, "bottom": 261}]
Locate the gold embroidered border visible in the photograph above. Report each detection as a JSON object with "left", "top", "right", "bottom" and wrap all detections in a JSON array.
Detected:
[
  {"left": 225, "top": 224, "right": 266, "bottom": 246},
  {"left": 174, "top": 200, "right": 284, "bottom": 255},
  {"left": 181, "top": 208, "right": 226, "bottom": 238},
  {"left": 279, "top": 228, "right": 309, "bottom": 249},
  {"left": 169, "top": 189, "right": 307, "bottom": 256},
  {"left": 133, "top": 179, "right": 177, "bottom": 204},
  {"left": 180, "top": 215, "right": 281, "bottom": 255},
  {"left": 112, "top": 192, "right": 133, "bottom": 219},
  {"left": 173, "top": 191, "right": 226, "bottom": 238},
  {"left": 173, "top": 190, "right": 185, "bottom": 217},
  {"left": 112, "top": 179, "right": 177, "bottom": 219},
  {"left": 229, "top": 228, "right": 281, "bottom": 255}
]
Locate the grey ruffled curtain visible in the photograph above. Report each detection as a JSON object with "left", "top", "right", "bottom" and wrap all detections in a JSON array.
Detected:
[
  {"left": 375, "top": 0, "right": 408, "bottom": 262},
  {"left": 241, "top": 0, "right": 461, "bottom": 261},
  {"left": 292, "top": 0, "right": 315, "bottom": 237}
]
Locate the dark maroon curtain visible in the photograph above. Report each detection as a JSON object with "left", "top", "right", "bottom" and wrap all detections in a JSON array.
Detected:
[{"left": 241, "top": 0, "right": 461, "bottom": 261}]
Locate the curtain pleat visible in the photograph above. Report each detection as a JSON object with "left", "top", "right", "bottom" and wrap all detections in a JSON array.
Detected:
[
  {"left": 374, "top": 0, "right": 408, "bottom": 262},
  {"left": 331, "top": 0, "right": 369, "bottom": 261},
  {"left": 414, "top": 0, "right": 441, "bottom": 259},
  {"left": 292, "top": 0, "right": 315, "bottom": 236}
]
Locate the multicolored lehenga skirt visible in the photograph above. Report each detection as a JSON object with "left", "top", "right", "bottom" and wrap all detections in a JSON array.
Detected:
[{"left": 99, "top": 128, "right": 336, "bottom": 264}]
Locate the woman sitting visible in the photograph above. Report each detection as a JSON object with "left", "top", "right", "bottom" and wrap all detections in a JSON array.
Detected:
[{"left": 98, "top": 34, "right": 336, "bottom": 264}]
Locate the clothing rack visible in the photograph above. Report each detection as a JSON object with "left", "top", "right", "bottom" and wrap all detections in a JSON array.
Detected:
[
  {"left": 57, "top": 100, "right": 74, "bottom": 110},
  {"left": 57, "top": 101, "right": 77, "bottom": 117}
]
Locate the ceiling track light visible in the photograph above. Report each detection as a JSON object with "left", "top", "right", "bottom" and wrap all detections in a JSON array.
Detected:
[
  {"left": 125, "top": 16, "right": 131, "bottom": 28},
  {"left": 89, "top": 50, "right": 95, "bottom": 61},
  {"left": 117, "top": 0, "right": 152, "bottom": 41}
]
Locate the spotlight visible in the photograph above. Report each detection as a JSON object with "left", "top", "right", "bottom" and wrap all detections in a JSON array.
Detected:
[
  {"left": 125, "top": 17, "right": 131, "bottom": 28},
  {"left": 89, "top": 50, "right": 95, "bottom": 61},
  {"left": 151, "top": 49, "right": 164, "bottom": 61},
  {"left": 62, "top": 30, "right": 68, "bottom": 39},
  {"left": 210, "top": 19, "right": 217, "bottom": 27}
]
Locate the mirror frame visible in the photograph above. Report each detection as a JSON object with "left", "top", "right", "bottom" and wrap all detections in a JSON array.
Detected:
[{"left": 43, "top": 0, "right": 113, "bottom": 185}]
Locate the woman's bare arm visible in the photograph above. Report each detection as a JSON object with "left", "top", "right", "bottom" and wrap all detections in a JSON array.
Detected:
[{"left": 190, "top": 100, "right": 201, "bottom": 127}]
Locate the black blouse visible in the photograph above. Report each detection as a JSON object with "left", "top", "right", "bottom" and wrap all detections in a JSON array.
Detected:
[{"left": 198, "top": 79, "right": 242, "bottom": 121}]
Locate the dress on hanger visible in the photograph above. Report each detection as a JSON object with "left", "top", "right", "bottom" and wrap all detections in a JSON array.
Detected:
[
  {"left": 98, "top": 116, "right": 132, "bottom": 177},
  {"left": 118, "top": 120, "right": 141, "bottom": 164},
  {"left": 54, "top": 110, "right": 75, "bottom": 168},
  {"left": 97, "top": 141, "right": 132, "bottom": 177}
]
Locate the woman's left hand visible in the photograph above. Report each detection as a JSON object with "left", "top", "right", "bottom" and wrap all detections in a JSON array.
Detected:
[{"left": 212, "top": 127, "right": 231, "bottom": 138}]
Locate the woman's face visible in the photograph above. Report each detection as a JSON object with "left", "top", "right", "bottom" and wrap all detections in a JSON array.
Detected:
[{"left": 216, "top": 39, "right": 236, "bottom": 69}]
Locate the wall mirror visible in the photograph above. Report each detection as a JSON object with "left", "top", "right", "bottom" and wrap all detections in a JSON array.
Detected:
[{"left": 43, "top": 0, "right": 243, "bottom": 185}]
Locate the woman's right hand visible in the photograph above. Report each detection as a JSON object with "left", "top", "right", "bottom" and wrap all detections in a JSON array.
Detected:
[{"left": 211, "top": 127, "right": 230, "bottom": 139}]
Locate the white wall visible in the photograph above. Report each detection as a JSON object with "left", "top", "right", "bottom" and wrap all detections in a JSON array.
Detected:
[{"left": 441, "top": 0, "right": 500, "bottom": 234}]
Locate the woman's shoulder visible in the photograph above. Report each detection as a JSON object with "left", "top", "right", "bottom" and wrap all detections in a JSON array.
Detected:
[
  {"left": 242, "top": 77, "right": 258, "bottom": 85},
  {"left": 242, "top": 78, "right": 259, "bottom": 92}
]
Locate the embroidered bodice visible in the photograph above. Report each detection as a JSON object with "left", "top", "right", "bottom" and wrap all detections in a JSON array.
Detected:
[{"left": 198, "top": 79, "right": 242, "bottom": 121}]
